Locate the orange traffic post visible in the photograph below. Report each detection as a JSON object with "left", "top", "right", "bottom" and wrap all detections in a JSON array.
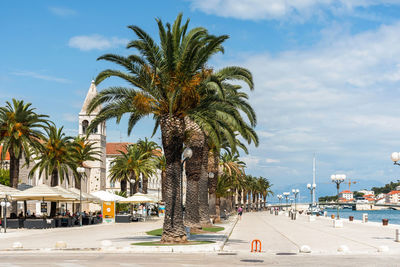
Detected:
[{"left": 251, "top": 239, "right": 262, "bottom": 252}]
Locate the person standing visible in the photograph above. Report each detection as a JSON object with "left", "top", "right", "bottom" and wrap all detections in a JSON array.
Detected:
[{"left": 237, "top": 206, "right": 243, "bottom": 220}]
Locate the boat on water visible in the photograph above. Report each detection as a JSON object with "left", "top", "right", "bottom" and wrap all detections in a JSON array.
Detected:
[{"left": 307, "top": 205, "right": 324, "bottom": 215}]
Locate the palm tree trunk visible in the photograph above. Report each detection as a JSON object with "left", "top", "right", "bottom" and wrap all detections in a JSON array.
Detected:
[
  {"left": 184, "top": 146, "right": 202, "bottom": 229},
  {"left": 161, "top": 170, "right": 166, "bottom": 202},
  {"left": 160, "top": 115, "right": 186, "bottom": 243},
  {"left": 120, "top": 180, "right": 127, "bottom": 194},
  {"left": 50, "top": 170, "right": 59, "bottom": 217},
  {"left": 199, "top": 144, "right": 211, "bottom": 227},
  {"left": 8, "top": 151, "right": 20, "bottom": 188},
  {"left": 215, "top": 196, "right": 221, "bottom": 223},
  {"left": 208, "top": 150, "right": 219, "bottom": 219},
  {"left": 142, "top": 177, "right": 148, "bottom": 194}
]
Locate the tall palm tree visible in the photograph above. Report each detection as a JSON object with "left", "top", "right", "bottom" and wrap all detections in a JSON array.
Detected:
[
  {"left": 258, "top": 177, "right": 273, "bottom": 209},
  {"left": 0, "top": 99, "right": 48, "bottom": 189},
  {"left": 87, "top": 14, "right": 232, "bottom": 243},
  {"left": 29, "top": 126, "right": 77, "bottom": 217},
  {"left": 156, "top": 154, "right": 166, "bottom": 201},
  {"left": 109, "top": 144, "right": 156, "bottom": 196},
  {"left": 136, "top": 138, "right": 160, "bottom": 194}
]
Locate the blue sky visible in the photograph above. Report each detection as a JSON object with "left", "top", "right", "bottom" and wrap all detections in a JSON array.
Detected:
[{"left": 2, "top": 0, "right": 400, "bottom": 198}]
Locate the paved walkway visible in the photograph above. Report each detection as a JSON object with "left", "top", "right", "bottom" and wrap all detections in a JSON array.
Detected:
[{"left": 224, "top": 210, "right": 400, "bottom": 255}]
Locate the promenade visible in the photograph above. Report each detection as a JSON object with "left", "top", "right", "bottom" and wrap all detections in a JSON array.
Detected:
[{"left": 225, "top": 211, "right": 400, "bottom": 255}]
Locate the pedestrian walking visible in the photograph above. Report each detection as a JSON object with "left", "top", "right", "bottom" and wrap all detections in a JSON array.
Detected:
[{"left": 238, "top": 206, "right": 243, "bottom": 220}]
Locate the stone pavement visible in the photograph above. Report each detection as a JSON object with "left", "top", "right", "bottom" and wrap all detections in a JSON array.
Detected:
[
  {"left": 0, "top": 216, "right": 237, "bottom": 252},
  {"left": 224, "top": 210, "right": 400, "bottom": 255}
]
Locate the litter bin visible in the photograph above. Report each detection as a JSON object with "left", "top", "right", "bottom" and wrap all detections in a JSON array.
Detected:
[
  {"left": 382, "top": 219, "right": 389, "bottom": 226},
  {"left": 349, "top": 216, "right": 354, "bottom": 222},
  {"left": 331, "top": 214, "right": 335, "bottom": 219}
]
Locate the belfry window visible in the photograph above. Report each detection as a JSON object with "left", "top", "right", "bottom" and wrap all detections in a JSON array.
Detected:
[{"left": 82, "top": 120, "right": 89, "bottom": 134}]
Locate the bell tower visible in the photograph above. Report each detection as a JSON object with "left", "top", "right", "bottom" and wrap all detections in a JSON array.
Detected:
[{"left": 79, "top": 80, "right": 107, "bottom": 193}]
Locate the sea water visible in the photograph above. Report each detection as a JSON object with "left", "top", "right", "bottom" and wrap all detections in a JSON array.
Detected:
[{"left": 325, "top": 208, "right": 400, "bottom": 225}]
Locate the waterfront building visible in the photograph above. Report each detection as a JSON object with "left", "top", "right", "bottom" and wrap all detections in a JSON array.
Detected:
[
  {"left": 385, "top": 191, "right": 400, "bottom": 204},
  {"left": 339, "top": 190, "right": 353, "bottom": 201},
  {"left": 359, "top": 189, "right": 374, "bottom": 196}
]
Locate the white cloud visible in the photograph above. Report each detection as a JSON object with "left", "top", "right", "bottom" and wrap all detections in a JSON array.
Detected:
[
  {"left": 48, "top": 7, "right": 77, "bottom": 17},
  {"left": 68, "top": 35, "right": 129, "bottom": 51},
  {"left": 63, "top": 113, "right": 77, "bottom": 122},
  {"left": 232, "top": 21, "right": 400, "bottom": 184},
  {"left": 189, "top": 0, "right": 400, "bottom": 21},
  {"left": 266, "top": 158, "right": 280, "bottom": 163},
  {"left": 10, "top": 71, "right": 70, "bottom": 83}
]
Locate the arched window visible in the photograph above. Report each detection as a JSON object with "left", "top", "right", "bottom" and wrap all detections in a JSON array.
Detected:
[{"left": 82, "top": 120, "right": 89, "bottom": 134}]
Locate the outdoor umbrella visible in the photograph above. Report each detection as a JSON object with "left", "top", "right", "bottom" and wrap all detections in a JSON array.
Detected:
[
  {"left": 0, "top": 184, "right": 21, "bottom": 199},
  {"left": 68, "top": 188, "right": 100, "bottom": 203},
  {"left": 119, "top": 192, "right": 156, "bottom": 203},
  {"left": 91, "top": 190, "right": 127, "bottom": 202},
  {"left": 12, "top": 184, "right": 79, "bottom": 201}
]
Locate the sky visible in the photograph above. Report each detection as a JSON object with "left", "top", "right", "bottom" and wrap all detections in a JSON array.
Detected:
[{"left": 2, "top": 0, "right": 400, "bottom": 199}]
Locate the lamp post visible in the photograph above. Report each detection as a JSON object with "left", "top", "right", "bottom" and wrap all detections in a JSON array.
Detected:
[
  {"left": 181, "top": 147, "right": 193, "bottom": 212},
  {"left": 307, "top": 183, "right": 316, "bottom": 206},
  {"left": 1, "top": 194, "right": 11, "bottom": 233},
  {"left": 292, "top": 189, "right": 299, "bottom": 213},
  {"left": 331, "top": 174, "right": 346, "bottom": 219},
  {"left": 283, "top": 192, "right": 290, "bottom": 210},
  {"left": 391, "top": 152, "right": 400, "bottom": 166},
  {"left": 130, "top": 179, "right": 136, "bottom": 196},
  {"left": 77, "top": 166, "right": 85, "bottom": 227},
  {"left": 277, "top": 194, "right": 283, "bottom": 211}
]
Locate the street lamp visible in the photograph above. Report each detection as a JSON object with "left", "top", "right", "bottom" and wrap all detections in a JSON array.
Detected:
[
  {"left": 283, "top": 192, "right": 290, "bottom": 210},
  {"left": 181, "top": 147, "right": 193, "bottom": 212},
  {"left": 277, "top": 194, "right": 283, "bottom": 211},
  {"left": 331, "top": 174, "right": 346, "bottom": 219},
  {"left": 307, "top": 183, "right": 316, "bottom": 206},
  {"left": 391, "top": 152, "right": 400, "bottom": 165},
  {"left": 292, "top": 189, "right": 299, "bottom": 213},
  {"left": 77, "top": 166, "right": 85, "bottom": 227},
  {"left": 1, "top": 194, "right": 11, "bottom": 233}
]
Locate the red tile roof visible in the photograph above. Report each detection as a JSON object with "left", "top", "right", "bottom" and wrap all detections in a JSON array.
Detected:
[
  {"left": 106, "top": 142, "right": 132, "bottom": 155},
  {"left": 340, "top": 190, "right": 353, "bottom": 194},
  {"left": 387, "top": 191, "right": 400, "bottom": 195},
  {"left": 0, "top": 146, "right": 10, "bottom": 161}
]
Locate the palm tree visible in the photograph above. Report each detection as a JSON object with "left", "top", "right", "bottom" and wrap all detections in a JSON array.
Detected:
[
  {"left": 136, "top": 138, "right": 160, "bottom": 194},
  {"left": 71, "top": 136, "right": 101, "bottom": 189},
  {"left": 29, "top": 126, "right": 77, "bottom": 217},
  {"left": 258, "top": 177, "right": 273, "bottom": 209},
  {"left": 87, "top": 14, "right": 231, "bottom": 243},
  {"left": 214, "top": 173, "right": 231, "bottom": 223},
  {"left": 156, "top": 154, "right": 166, "bottom": 201},
  {"left": 0, "top": 99, "right": 48, "bottom": 189},
  {"left": 109, "top": 144, "right": 156, "bottom": 196}
]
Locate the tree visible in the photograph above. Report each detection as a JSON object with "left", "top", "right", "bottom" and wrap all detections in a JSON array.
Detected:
[
  {"left": 71, "top": 136, "right": 101, "bottom": 189},
  {"left": 109, "top": 144, "right": 156, "bottom": 196},
  {"left": 136, "top": 138, "right": 160, "bottom": 194},
  {"left": 29, "top": 126, "right": 77, "bottom": 217},
  {"left": 87, "top": 14, "right": 232, "bottom": 243},
  {"left": 0, "top": 99, "right": 48, "bottom": 189},
  {"left": 0, "top": 169, "right": 10, "bottom": 186}
]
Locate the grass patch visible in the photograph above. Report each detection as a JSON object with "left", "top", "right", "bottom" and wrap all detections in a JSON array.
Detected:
[
  {"left": 202, "top": 226, "right": 224, "bottom": 232},
  {"left": 146, "top": 228, "right": 163, "bottom": 236},
  {"left": 132, "top": 240, "right": 215, "bottom": 246},
  {"left": 146, "top": 226, "right": 224, "bottom": 236}
]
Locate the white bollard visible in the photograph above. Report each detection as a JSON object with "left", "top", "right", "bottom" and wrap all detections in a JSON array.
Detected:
[
  {"left": 12, "top": 242, "right": 23, "bottom": 249},
  {"left": 333, "top": 220, "right": 344, "bottom": 228},
  {"left": 362, "top": 213, "right": 368, "bottom": 223},
  {"left": 101, "top": 240, "right": 113, "bottom": 248},
  {"left": 377, "top": 246, "right": 389, "bottom": 252},
  {"left": 396, "top": 229, "right": 400, "bottom": 242},
  {"left": 55, "top": 241, "right": 67, "bottom": 249},
  {"left": 337, "top": 245, "right": 349, "bottom": 252},
  {"left": 299, "top": 245, "right": 311, "bottom": 253},
  {"left": 324, "top": 211, "right": 328, "bottom": 217}
]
